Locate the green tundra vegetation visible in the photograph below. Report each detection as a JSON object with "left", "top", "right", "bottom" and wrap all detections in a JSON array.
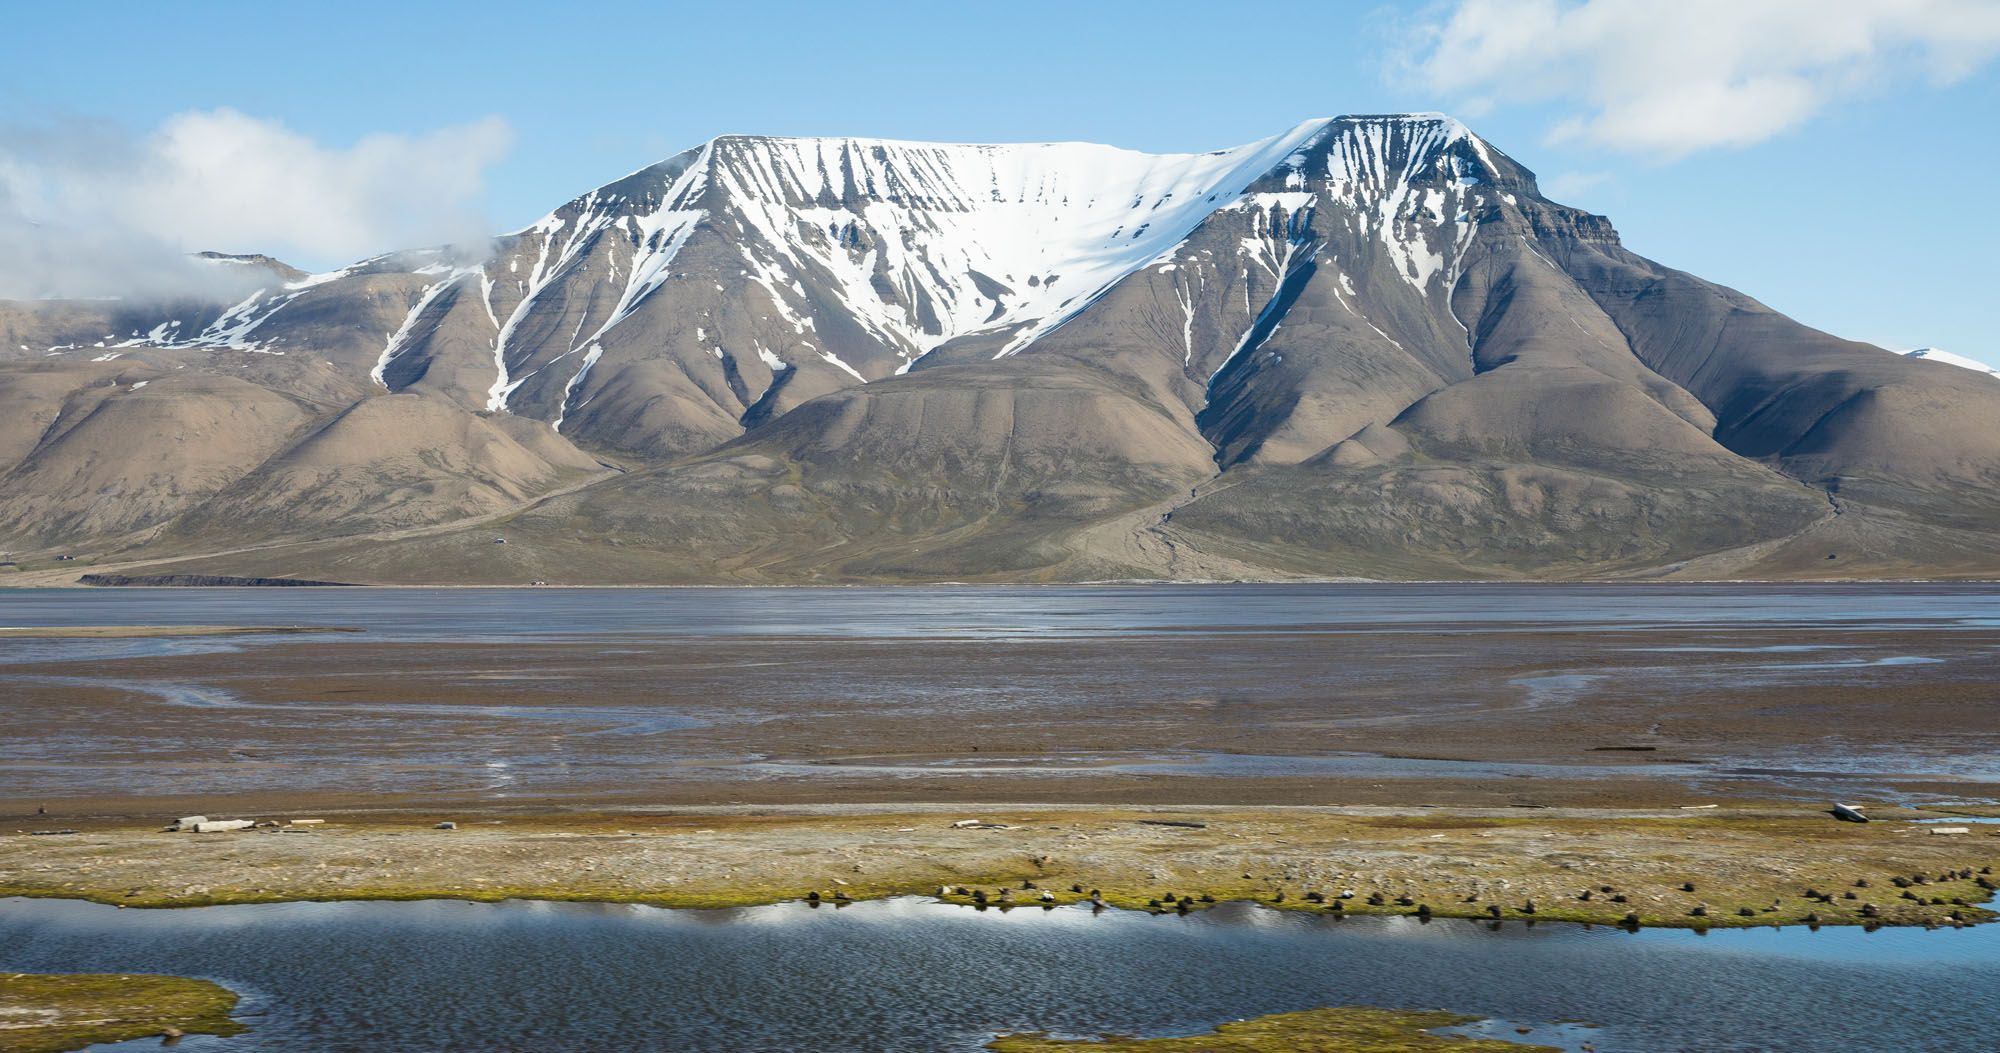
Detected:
[
  {"left": 0, "top": 972, "right": 245, "bottom": 1053},
  {"left": 986, "top": 1006, "right": 1561, "bottom": 1052}
]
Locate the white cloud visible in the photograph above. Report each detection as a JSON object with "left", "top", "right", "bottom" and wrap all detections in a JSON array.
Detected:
[
  {"left": 1406, "top": 0, "right": 2000, "bottom": 157},
  {"left": 0, "top": 109, "right": 512, "bottom": 300},
  {"left": 1539, "top": 169, "right": 1613, "bottom": 201}
]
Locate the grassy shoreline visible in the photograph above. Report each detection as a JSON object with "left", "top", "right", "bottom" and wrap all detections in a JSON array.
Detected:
[
  {"left": 987, "top": 1007, "right": 1559, "bottom": 1052},
  {"left": 4, "top": 808, "right": 1996, "bottom": 930},
  {"left": 0, "top": 972, "right": 244, "bottom": 1053}
]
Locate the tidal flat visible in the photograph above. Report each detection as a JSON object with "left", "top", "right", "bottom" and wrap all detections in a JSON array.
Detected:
[
  {"left": 4, "top": 584, "right": 1999, "bottom": 1050},
  {"left": 4, "top": 584, "right": 2000, "bottom": 814}
]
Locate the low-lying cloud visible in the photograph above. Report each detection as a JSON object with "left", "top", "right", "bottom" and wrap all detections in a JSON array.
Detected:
[
  {"left": 0, "top": 109, "right": 512, "bottom": 301},
  {"left": 1405, "top": 0, "right": 2000, "bottom": 157}
]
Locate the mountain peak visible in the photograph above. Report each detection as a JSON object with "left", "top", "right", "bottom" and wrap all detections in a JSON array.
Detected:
[{"left": 193, "top": 251, "right": 308, "bottom": 284}]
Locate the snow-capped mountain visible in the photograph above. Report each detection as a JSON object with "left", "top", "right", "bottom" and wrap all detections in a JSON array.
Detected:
[
  {"left": 3, "top": 114, "right": 1998, "bottom": 582},
  {"left": 44, "top": 115, "right": 1509, "bottom": 454}
]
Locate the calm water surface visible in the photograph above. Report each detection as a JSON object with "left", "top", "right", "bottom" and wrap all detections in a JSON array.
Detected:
[
  {"left": 5, "top": 582, "right": 2000, "bottom": 641},
  {"left": 2, "top": 896, "right": 1996, "bottom": 1053}
]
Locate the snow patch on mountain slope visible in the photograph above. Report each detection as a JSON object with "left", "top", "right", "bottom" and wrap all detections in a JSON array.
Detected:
[
  {"left": 553, "top": 343, "right": 604, "bottom": 432},
  {"left": 487, "top": 203, "right": 626, "bottom": 411},
  {"left": 76, "top": 115, "right": 1510, "bottom": 413},
  {"left": 373, "top": 271, "right": 477, "bottom": 387},
  {"left": 79, "top": 257, "right": 417, "bottom": 357},
  {"left": 177, "top": 288, "right": 296, "bottom": 353},
  {"left": 1901, "top": 347, "right": 1999, "bottom": 378},
  {"left": 1313, "top": 115, "right": 1489, "bottom": 297},
  {"left": 573, "top": 144, "right": 713, "bottom": 352},
  {"left": 682, "top": 122, "right": 1339, "bottom": 363}
]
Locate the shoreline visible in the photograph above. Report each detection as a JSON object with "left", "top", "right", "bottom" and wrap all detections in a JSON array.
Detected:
[
  {"left": 0, "top": 972, "right": 244, "bottom": 1053},
  {"left": 0, "top": 625, "right": 361, "bottom": 638},
  {"left": 988, "top": 1007, "right": 1563, "bottom": 1052},
  {"left": 7, "top": 577, "right": 2000, "bottom": 589},
  {"left": 6, "top": 805, "right": 1995, "bottom": 930}
]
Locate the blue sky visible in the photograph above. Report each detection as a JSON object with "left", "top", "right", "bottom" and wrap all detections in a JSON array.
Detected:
[{"left": 2, "top": 0, "right": 1995, "bottom": 364}]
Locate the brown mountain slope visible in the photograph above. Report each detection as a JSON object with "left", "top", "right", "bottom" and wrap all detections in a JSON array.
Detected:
[{"left": 159, "top": 394, "right": 609, "bottom": 545}]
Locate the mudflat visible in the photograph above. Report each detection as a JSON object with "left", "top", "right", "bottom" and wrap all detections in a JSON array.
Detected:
[{"left": 3, "top": 617, "right": 1998, "bottom": 814}]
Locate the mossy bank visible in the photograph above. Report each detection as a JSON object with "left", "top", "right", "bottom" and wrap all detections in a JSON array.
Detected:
[
  {"left": 0, "top": 972, "right": 244, "bottom": 1053},
  {"left": 987, "top": 1006, "right": 1558, "bottom": 1052}
]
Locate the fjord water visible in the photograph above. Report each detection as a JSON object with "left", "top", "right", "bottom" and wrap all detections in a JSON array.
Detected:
[
  {"left": 6, "top": 582, "right": 2000, "bottom": 639},
  {"left": 3, "top": 896, "right": 1997, "bottom": 1053}
]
